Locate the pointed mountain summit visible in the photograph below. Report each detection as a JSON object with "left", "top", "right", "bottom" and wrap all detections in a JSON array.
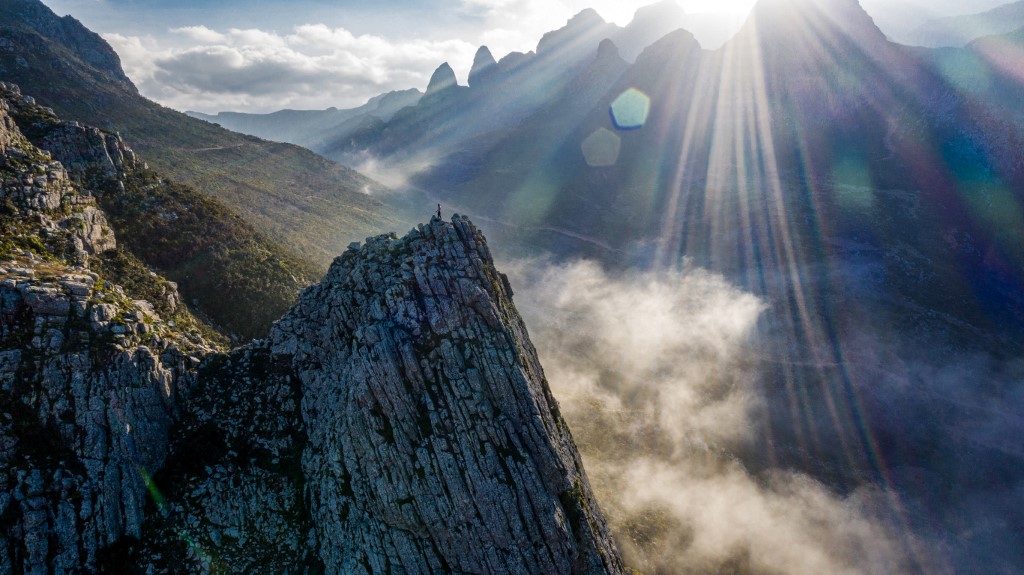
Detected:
[
  {"left": 537, "top": 8, "right": 618, "bottom": 55},
  {"left": 737, "top": 0, "right": 888, "bottom": 51},
  {"left": 0, "top": 0, "right": 135, "bottom": 94},
  {"left": 596, "top": 38, "right": 624, "bottom": 63},
  {"left": 633, "top": 27, "right": 701, "bottom": 69},
  {"left": 617, "top": 0, "right": 690, "bottom": 60},
  {"left": 468, "top": 45, "right": 498, "bottom": 87},
  {"left": 424, "top": 61, "right": 459, "bottom": 97}
]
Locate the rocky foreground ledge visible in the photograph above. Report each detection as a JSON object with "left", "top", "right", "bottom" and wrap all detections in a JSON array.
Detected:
[{"left": 3, "top": 204, "right": 625, "bottom": 571}]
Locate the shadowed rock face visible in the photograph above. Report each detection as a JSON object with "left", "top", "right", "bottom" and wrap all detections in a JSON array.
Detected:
[
  {"left": 1, "top": 83, "right": 624, "bottom": 573},
  {"left": 147, "top": 217, "right": 627, "bottom": 574},
  {"left": 469, "top": 46, "right": 498, "bottom": 87},
  {"left": 271, "top": 216, "right": 624, "bottom": 574},
  {"left": 0, "top": 87, "right": 212, "bottom": 574},
  {"left": 424, "top": 62, "right": 460, "bottom": 98}
]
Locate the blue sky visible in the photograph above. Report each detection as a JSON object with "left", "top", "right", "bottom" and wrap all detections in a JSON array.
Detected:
[{"left": 38, "top": 0, "right": 1007, "bottom": 114}]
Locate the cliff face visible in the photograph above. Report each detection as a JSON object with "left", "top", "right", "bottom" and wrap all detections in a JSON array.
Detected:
[
  {"left": 0, "top": 85, "right": 211, "bottom": 574},
  {"left": 276, "top": 217, "right": 623, "bottom": 573},
  {"left": 143, "top": 217, "right": 626, "bottom": 574},
  {"left": 0, "top": 85, "right": 624, "bottom": 573}
]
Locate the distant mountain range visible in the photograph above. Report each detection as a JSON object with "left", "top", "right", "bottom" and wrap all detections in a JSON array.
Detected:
[
  {"left": 188, "top": 1, "right": 696, "bottom": 155},
  {"left": 905, "top": 0, "right": 1024, "bottom": 47},
  {"left": 186, "top": 89, "right": 423, "bottom": 151},
  {"left": 861, "top": 0, "right": 1010, "bottom": 42}
]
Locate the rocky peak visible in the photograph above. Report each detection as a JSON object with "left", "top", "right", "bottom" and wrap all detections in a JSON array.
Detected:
[
  {"left": 271, "top": 215, "right": 625, "bottom": 573},
  {"left": 739, "top": 0, "right": 888, "bottom": 48},
  {"left": 0, "top": 0, "right": 135, "bottom": 89},
  {"left": 134, "top": 216, "right": 628, "bottom": 573},
  {"left": 634, "top": 27, "right": 702, "bottom": 69},
  {"left": 537, "top": 8, "right": 618, "bottom": 55},
  {"left": 566, "top": 7, "right": 606, "bottom": 31},
  {"left": 596, "top": 38, "right": 623, "bottom": 62},
  {"left": 469, "top": 45, "right": 498, "bottom": 87},
  {"left": 616, "top": 0, "right": 690, "bottom": 60},
  {"left": 424, "top": 62, "right": 459, "bottom": 97}
]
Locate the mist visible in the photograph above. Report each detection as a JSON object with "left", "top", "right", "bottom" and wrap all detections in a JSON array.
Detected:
[{"left": 506, "top": 259, "right": 948, "bottom": 574}]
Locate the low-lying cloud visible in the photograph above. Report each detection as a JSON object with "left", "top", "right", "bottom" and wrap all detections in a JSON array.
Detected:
[
  {"left": 507, "top": 259, "right": 933, "bottom": 574},
  {"left": 104, "top": 25, "right": 477, "bottom": 113}
]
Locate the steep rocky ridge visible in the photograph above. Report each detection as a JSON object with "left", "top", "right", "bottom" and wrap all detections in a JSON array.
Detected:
[
  {"left": 0, "top": 86, "right": 217, "bottom": 573},
  {"left": 136, "top": 216, "right": 626, "bottom": 573},
  {"left": 0, "top": 86, "right": 624, "bottom": 572}
]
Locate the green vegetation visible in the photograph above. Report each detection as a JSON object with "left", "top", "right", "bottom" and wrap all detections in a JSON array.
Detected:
[
  {"left": 2, "top": 81, "right": 321, "bottom": 342},
  {"left": 98, "top": 170, "right": 319, "bottom": 341},
  {"left": 90, "top": 248, "right": 229, "bottom": 348},
  {"left": 0, "top": 2, "right": 416, "bottom": 267}
]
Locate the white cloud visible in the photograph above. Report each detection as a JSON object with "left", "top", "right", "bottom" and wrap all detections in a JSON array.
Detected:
[
  {"left": 105, "top": 24, "right": 477, "bottom": 113},
  {"left": 94, "top": 0, "right": 762, "bottom": 113},
  {"left": 170, "top": 25, "right": 227, "bottom": 44},
  {"left": 508, "top": 259, "right": 936, "bottom": 574}
]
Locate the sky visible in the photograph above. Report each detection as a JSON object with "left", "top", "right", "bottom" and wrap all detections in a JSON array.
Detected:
[{"left": 39, "top": 0, "right": 1008, "bottom": 114}]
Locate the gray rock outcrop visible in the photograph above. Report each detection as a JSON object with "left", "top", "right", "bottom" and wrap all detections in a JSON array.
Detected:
[
  {"left": 141, "top": 216, "right": 626, "bottom": 574},
  {"left": 0, "top": 92, "right": 118, "bottom": 260},
  {"left": 0, "top": 83, "right": 626, "bottom": 574},
  {"left": 0, "top": 87, "right": 212, "bottom": 573},
  {"left": 275, "top": 216, "right": 624, "bottom": 574}
]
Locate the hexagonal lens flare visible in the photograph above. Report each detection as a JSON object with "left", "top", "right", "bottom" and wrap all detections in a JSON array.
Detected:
[
  {"left": 581, "top": 128, "right": 621, "bottom": 167},
  {"left": 610, "top": 88, "right": 651, "bottom": 130}
]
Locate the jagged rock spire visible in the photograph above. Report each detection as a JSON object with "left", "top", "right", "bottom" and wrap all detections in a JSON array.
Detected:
[
  {"left": 468, "top": 45, "right": 497, "bottom": 87},
  {"left": 424, "top": 61, "right": 459, "bottom": 96},
  {"left": 267, "top": 216, "right": 627, "bottom": 574}
]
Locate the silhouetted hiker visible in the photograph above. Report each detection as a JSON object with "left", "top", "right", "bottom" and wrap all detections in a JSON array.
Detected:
[{"left": 437, "top": 204, "right": 442, "bottom": 219}]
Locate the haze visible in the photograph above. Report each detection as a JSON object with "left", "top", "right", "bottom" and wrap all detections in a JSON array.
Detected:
[{"left": 38, "top": 0, "right": 994, "bottom": 113}]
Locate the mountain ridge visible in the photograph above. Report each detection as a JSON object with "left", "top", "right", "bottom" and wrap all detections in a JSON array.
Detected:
[
  {"left": 908, "top": 0, "right": 1024, "bottom": 47},
  {"left": 0, "top": 0, "right": 416, "bottom": 267},
  {"left": 0, "top": 85, "right": 625, "bottom": 571},
  {"left": 0, "top": 82, "right": 319, "bottom": 342},
  {"left": 185, "top": 88, "right": 422, "bottom": 150}
]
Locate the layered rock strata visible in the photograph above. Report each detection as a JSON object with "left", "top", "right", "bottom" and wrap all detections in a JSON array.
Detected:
[
  {"left": 0, "top": 88, "right": 211, "bottom": 574},
  {"left": 0, "top": 84, "right": 625, "bottom": 573},
  {"left": 275, "top": 216, "right": 624, "bottom": 574},
  {"left": 143, "top": 217, "right": 626, "bottom": 574}
]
